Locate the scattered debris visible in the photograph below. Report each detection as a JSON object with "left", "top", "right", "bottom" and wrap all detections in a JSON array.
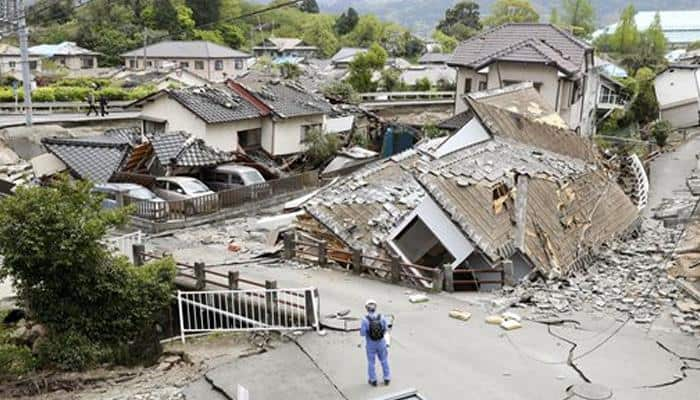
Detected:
[
  {"left": 449, "top": 309, "right": 472, "bottom": 321},
  {"left": 500, "top": 319, "right": 523, "bottom": 331},
  {"left": 485, "top": 315, "right": 504, "bottom": 325},
  {"left": 408, "top": 294, "right": 429, "bottom": 303}
]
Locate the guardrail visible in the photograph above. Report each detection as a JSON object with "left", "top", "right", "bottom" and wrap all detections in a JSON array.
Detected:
[
  {"left": 120, "top": 171, "right": 319, "bottom": 223},
  {"left": 358, "top": 91, "right": 455, "bottom": 102},
  {"left": 0, "top": 100, "right": 135, "bottom": 114}
]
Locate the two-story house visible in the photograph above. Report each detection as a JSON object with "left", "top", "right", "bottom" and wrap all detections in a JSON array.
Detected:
[
  {"left": 121, "top": 41, "right": 251, "bottom": 82},
  {"left": 29, "top": 42, "right": 100, "bottom": 72},
  {"left": 448, "top": 23, "right": 596, "bottom": 136},
  {"left": 252, "top": 38, "right": 318, "bottom": 59}
]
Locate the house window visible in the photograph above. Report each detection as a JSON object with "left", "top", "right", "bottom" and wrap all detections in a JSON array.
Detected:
[
  {"left": 29, "top": 61, "right": 37, "bottom": 70},
  {"left": 492, "top": 183, "right": 510, "bottom": 214},
  {"left": 146, "top": 61, "right": 153, "bottom": 68},
  {"left": 59, "top": 57, "right": 67, "bottom": 65},
  {"left": 9, "top": 61, "right": 16, "bottom": 68},
  {"left": 301, "top": 124, "right": 322, "bottom": 144},
  {"left": 81, "top": 57, "right": 94, "bottom": 69},
  {"left": 464, "top": 78, "right": 472, "bottom": 93},
  {"left": 180, "top": 61, "right": 189, "bottom": 68},
  {"left": 235, "top": 59, "right": 244, "bottom": 69},
  {"left": 571, "top": 80, "right": 582, "bottom": 105},
  {"left": 238, "top": 128, "right": 262, "bottom": 150},
  {"left": 195, "top": 60, "right": 204, "bottom": 70},
  {"left": 478, "top": 81, "right": 487, "bottom": 91},
  {"left": 129, "top": 59, "right": 137, "bottom": 69},
  {"left": 215, "top": 60, "right": 224, "bottom": 71}
]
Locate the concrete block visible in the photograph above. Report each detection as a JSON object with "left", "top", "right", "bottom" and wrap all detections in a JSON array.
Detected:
[
  {"left": 449, "top": 309, "right": 472, "bottom": 322},
  {"left": 500, "top": 319, "right": 522, "bottom": 331},
  {"left": 408, "top": 294, "right": 429, "bottom": 303},
  {"left": 485, "top": 315, "right": 503, "bottom": 325}
]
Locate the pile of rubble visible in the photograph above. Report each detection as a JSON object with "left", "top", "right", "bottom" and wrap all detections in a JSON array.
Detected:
[{"left": 501, "top": 218, "right": 700, "bottom": 336}]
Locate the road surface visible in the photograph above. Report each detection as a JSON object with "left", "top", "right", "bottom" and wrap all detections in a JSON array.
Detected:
[{"left": 0, "top": 111, "right": 141, "bottom": 128}]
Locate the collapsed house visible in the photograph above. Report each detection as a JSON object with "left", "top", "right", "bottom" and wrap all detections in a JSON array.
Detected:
[{"left": 301, "top": 83, "right": 641, "bottom": 290}]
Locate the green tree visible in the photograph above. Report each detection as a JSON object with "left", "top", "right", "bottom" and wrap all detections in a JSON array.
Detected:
[
  {"left": 322, "top": 80, "right": 358, "bottom": 103},
  {"left": 347, "top": 42, "right": 387, "bottom": 92},
  {"left": 622, "top": 67, "right": 658, "bottom": 126},
  {"left": 149, "top": 0, "right": 179, "bottom": 32},
  {"left": 75, "top": 0, "right": 142, "bottom": 65},
  {"left": 549, "top": 8, "right": 560, "bottom": 25},
  {"left": 217, "top": 23, "right": 246, "bottom": 49},
  {"left": 303, "top": 17, "right": 339, "bottom": 57},
  {"left": 0, "top": 177, "right": 175, "bottom": 354},
  {"left": 346, "top": 15, "right": 385, "bottom": 48},
  {"left": 436, "top": 1, "right": 481, "bottom": 40},
  {"left": 193, "top": 29, "right": 225, "bottom": 44},
  {"left": 414, "top": 77, "right": 432, "bottom": 91},
  {"left": 641, "top": 12, "right": 667, "bottom": 63},
  {"left": 304, "top": 128, "right": 340, "bottom": 168},
  {"left": 299, "top": 0, "right": 319, "bottom": 14},
  {"left": 561, "top": 0, "right": 595, "bottom": 38},
  {"left": 185, "top": 0, "right": 220, "bottom": 26},
  {"left": 380, "top": 68, "right": 406, "bottom": 91},
  {"left": 483, "top": 0, "right": 540, "bottom": 27},
  {"left": 335, "top": 7, "right": 359, "bottom": 36},
  {"left": 432, "top": 30, "right": 458, "bottom": 53},
  {"left": 611, "top": 5, "right": 640, "bottom": 54}
]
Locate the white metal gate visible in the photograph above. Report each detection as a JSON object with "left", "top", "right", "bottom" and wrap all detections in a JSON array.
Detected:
[{"left": 177, "top": 288, "right": 320, "bottom": 343}]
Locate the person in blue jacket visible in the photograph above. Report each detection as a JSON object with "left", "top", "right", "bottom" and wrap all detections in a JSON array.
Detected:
[{"left": 360, "top": 299, "right": 391, "bottom": 386}]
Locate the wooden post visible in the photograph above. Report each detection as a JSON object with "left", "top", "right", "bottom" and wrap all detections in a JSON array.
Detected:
[
  {"left": 283, "top": 232, "right": 296, "bottom": 260},
  {"left": 304, "top": 289, "right": 316, "bottom": 329},
  {"left": 318, "top": 241, "right": 327, "bottom": 268},
  {"left": 133, "top": 243, "right": 145, "bottom": 266},
  {"left": 352, "top": 249, "right": 363, "bottom": 275},
  {"left": 432, "top": 267, "right": 444, "bottom": 293},
  {"left": 228, "top": 270, "right": 239, "bottom": 290},
  {"left": 443, "top": 264, "right": 454, "bottom": 293},
  {"left": 390, "top": 256, "right": 401, "bottom": 284},
  {"left": 194, "top": 262, "right": 206, "bottom": 290},
  {"left": 265, "top": 280, "right": 278, "bottom": 325}
]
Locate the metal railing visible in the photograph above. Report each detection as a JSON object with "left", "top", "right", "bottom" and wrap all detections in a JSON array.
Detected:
[
  {"left": 0, "top": 100, "right": 134, "bottom": 114},
  {"left": 358, "top": 91, "right": 455, "bottom": 101},
  {"left": 120, "top": 171, "right": 320, "bottom": 222},
  {"left": 177, "top": 288, "right": 319, "bottom": 343},
  {"left": 103, "top": 231, "right": 143, "bottom": 263}
]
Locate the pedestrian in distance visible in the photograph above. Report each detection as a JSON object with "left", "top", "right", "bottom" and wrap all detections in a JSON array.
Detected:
[
  {"left": 360, "top": 299, "right": 391, "bottom": 387},
  {"left": 99, "top": 94, "right": 109, "bottom": 117},
  {"left": 86, "top": 91, "right": 99, "bottom": 116}
]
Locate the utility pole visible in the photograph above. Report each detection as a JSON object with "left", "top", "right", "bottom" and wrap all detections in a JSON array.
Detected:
[{"left": 16, "top": 0, "right": 31, "bottom": 125}]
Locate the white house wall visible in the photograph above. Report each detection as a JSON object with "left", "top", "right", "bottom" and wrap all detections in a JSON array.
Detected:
[
  {"left": 141, "top": 96, "right": 206, "bottom": 138},
  {"left": 204, "top": 117, "right": 262, "bottom": 152},
  {"left": 655, "top": 68, "right": 700, "bottom": 128},
  {"left": 272, "top": 114, "right": 325, "bottom": 156},
  {"left": 454, "top": 68, "right": 487, "bottom": 114},
  {"left": 261, "top": 117, "right": 274, "bottom": 154},
  {"left": 433, "top": 116, "right": 490, "bottom": 158},
  {"left": 388, "top": 195, "right": 475, "bottom": 269}
]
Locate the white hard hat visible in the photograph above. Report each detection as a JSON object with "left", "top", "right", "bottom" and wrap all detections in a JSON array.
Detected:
[{"left": 365, "top": 299, "right": 377, "bottom": 310}]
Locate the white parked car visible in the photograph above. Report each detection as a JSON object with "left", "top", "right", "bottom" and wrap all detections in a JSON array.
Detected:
[{"left": 153, "top": 177, "right": 217, "bottom": 216}]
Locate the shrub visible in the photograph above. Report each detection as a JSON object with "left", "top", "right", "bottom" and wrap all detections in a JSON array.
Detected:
[
  {"left": 413, "top": 77, "right": 432, "bottom": 91},
  {"left": 54, "top": 77, "right": 111, "bottom": 88},
  {"left": 97, "top": 86, "right": 129, "bottom": 101},
  {"left": 651, "top": 119, "right": 672, "bottom": 148},
  {"left": 35, "top": 333, "right": 100, "bottom": 372},
  {"left": 0, "top": 87, "right": 22, "bottom": 102},
  {"left": 127, "top": 85, "right": 157, "bottom": 100},
  {"left": 0, "top": 344, "right": 35, "bottom": 377},
  {"left": 304, "top": 128, "right": 340, "bottom": 168},
  {"left": 31, "top": 87, "right": 55, "bottom": 102},
  {"left": 0, "top": 178, "right": 176, "bottom": 366},
  {"left": 53, "top": 86, "right": 90, "bottom": 101},
  {"left": 322, "top": 81, "right": 358, "bottom": 103}
]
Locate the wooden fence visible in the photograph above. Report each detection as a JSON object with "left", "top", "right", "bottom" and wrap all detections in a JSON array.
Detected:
[
  {"left": 283, "top": 233, "right": 505, "bottom": 292},
  {"left": 121, "top": 171, "right": 319, "bottom": 222}
]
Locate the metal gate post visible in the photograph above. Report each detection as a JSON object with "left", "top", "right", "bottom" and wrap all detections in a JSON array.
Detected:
[
  {"left": 177, "top": 291, "right": 186, "bottom": 344},
  {"left": 265, "top": 280, "right": 278, "bottom": 325}
]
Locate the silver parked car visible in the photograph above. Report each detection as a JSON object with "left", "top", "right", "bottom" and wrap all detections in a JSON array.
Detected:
[
  {"left": 93, "top": 183, "right": 168, "bottom": 220},
  {"left": 153, "top": 176, "right": 217, "bottom": 216},
  {"left": 201, "top": 164, "right": 266, "bottom": 192}
]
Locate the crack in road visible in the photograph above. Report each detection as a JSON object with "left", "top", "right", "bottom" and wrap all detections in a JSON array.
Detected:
[
  {"left": 637, "top": 341, "right": 700, "bottom": 389},
  {"left": 203, "top": 373, "right": 235, "bottom": 400},
  {"left": 533, "top": 319, "right": 592, "bottom": 383}
]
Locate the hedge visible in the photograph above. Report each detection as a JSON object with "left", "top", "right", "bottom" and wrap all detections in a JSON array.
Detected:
[{"left": 0, "top": 85, "right": 156, "bottom": 103}]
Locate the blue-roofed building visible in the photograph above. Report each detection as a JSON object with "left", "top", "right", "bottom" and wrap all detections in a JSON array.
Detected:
[
  {"left": 29, "top": 42, "right": 100, "bottom": 71},
  {"left": 593, "top": 10, "right": 700, "bottom": 49}
]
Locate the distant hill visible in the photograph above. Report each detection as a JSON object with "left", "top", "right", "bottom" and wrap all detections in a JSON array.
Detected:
[{"left": 258, "top": 0, "right": 700, "bottom": 35}]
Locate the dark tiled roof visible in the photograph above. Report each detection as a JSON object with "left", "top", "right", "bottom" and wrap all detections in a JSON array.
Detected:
[
  {"left": 418, "top": 53, "right": 450, "bottom": 64},
  {"left": 168, "top": 87, "right": 262, "bottom": 124},
  {"left": 236, "top": 74, "right": 333, "bottom": 118},
  {"left": 121, "top": 40, "right": 250, "bottom": 58},
  {"left": 449, "top": 24, "right": 591, "bottom": 75},
  {"left": 437, "top": 110, "right": 473, "bottom": 130},
  {"left": 42, "top": 136, "right": 131, "bottom": 183},
  {"left": 150, "top": 132, "right": 232, "bottom": 167},
  {"left": 104, "top": 127, "right": 142, "bottom": 145}
]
